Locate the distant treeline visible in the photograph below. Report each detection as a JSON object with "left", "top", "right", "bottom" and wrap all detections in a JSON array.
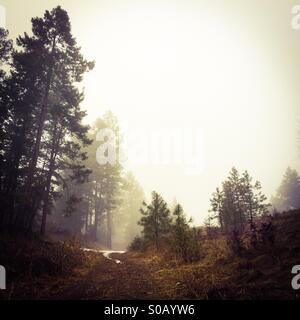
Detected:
[{"left": 131, "top": 167, "right": 300, "bottom": 260}]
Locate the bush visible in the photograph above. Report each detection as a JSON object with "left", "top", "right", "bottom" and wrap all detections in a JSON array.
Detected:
[
  {"left": 243, "top": 221, "right": 258, "bottom": 250},
  {"left": 241, "top": 217, "right": 275, "bottom": 252},
  {"left": 0, "top": 234, "right": 85, "bottom": 281},
  {"left": 227, "top": 229, "right": 243, "bottom": 256},
  {"left": 169, "top": 227, "right": 203, "bottom": 263},
  {"left": 129, "top": 236, "right": 147, "bottom": 251},
  {"left": 258, "top": 217, "right": 275, "bottom": 247}
]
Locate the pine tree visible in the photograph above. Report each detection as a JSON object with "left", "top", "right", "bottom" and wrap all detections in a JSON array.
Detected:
[
  {"left": 51, "top": 112, "right": 125, "bottom": 246},
  {"left": 0, "top": 7, "right": 94, "bottom": 232},
  {"left": 48, "top": 169, "right": 92, "bottom": 238},
  {"left": 39, "top": 93, "right": 92, "bottom": 235},
  {"left": 0, "top": 28, "right": 12, "bottom": 87},
  {"left": 209, "top": 187, "right": 224, "bottom": 229},
  {"left": 23, "top": 6, "right": 94, "bottom": 232},
  {"left": 240, "top": 171, "right": 269, "bottom": 222},
  {"left": 139, "top": 191, "right": 171, "bottom": 250},
  {"left": 209, "top": 167, "right": 270, "bottom": 234},
  {"left": 83, "top": 113, "right": 123, "bottom": 248},
  {"left": 272, "top": 167, "right": 300, "bottom": 211},
  {"left": 0, "top": 28, "right": 12, "bottom": 182},
  {"left": 172, "top": 204, "right": 190, "bottom": 261},
  {"left": 101, "top": 112, "right": 123, "bottom": 248}
]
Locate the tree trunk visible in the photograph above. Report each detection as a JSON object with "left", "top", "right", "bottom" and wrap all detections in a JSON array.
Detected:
[
  {"left": 85, "top": 198, "right": 90, "bottom": 237},
  {"left": 40, "top": 162, "right": 55, "bottom": 236},
  {"left": 93, "top": 182, "right": 99, "bottom": 241},
  {"left": 3, "top": 114, "right": 29, "bottom": 231},
  {"left": 107, "top": 209, "right": 112, "bottom": 249},
  {"left": 24, "top": 38, "right": 56, "bottom": 230},
  {"left": 26, "top": 64, "right": 53, "bottom": 190},
  {"left": 40, "top": 127, "right": 61, "bottom": 236}
]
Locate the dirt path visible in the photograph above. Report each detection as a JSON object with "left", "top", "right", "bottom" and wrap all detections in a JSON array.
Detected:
[
  {"left": 43, "top": 252, "right": 176, "bottom": 300},
  {"left": 82, "top": 248, "right": 125, "bottom": 264}
]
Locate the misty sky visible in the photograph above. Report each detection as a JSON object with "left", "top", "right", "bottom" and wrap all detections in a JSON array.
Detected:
[{"left": 2, "top": 0, "right": 300, "bottom": 224}]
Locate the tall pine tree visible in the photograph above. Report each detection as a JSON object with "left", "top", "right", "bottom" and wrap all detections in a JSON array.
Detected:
[{"left": 0, "top": 7, "right": 94, "bottom": 233}]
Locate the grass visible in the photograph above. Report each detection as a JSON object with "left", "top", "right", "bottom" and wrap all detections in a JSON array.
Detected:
[
  {"left": 142, "top": 210, "right": 300, "bottom": 300},
  {"left": 0, "top": 210, "right": 299, "bottom": 300},
  {"left": 0, "top": 234, "right": 94, "bottom": 299}
]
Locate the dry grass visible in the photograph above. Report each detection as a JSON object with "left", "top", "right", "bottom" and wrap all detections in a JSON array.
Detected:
[
  {"left": 0, "top": 210, "right": 299, "bottom": 300},
  {"left": 166, "top": 210, "right": 300, "bottom": 300},
  {"left": 0, "top": 234, "right": 89, "bottom": 300},
  {"left": 129, "top": 210, "right": 300, "bottom": 300}
]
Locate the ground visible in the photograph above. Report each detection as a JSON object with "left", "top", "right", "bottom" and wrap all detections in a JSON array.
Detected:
[
  {"left": 1, "top": 210, "right": 300, "bottom": 300},
  {"left": 0, "top": 250, "right": 179, "bottom": 300},
  {"left": 42, "top": 252, "right": 177, "bottom": 300}
]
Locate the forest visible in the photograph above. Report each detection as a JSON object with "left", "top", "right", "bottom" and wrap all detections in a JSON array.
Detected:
[{"left": 0, "top": 5, "right": 300, "bottom": 300}]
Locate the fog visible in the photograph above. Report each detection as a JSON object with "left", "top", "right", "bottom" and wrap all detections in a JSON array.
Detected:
[{"left": 3, "top": 0, "right": 300, "bottom": 224}]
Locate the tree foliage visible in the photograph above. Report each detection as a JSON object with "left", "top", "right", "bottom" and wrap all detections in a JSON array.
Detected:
[
  {"left": 271, "top": 167, "right": 300, "bottom": 212},
  {"left": 171, "top": 204, "right": 201, "bottom": 262},
  {"left": 139, "top": 191, "right": 171, "bottom": 250},
  {"left": 209, "top": 167, "right": 270, "bottom": 233},
  {"left": 0, "top": 7, "right": 93, "bottom": 234}
]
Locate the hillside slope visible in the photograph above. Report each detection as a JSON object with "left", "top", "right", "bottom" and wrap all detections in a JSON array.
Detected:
[
  {"left": 0, "top": 210, "right": 299, "bottom": 300},
  {"left": 148, "top": 209, "right": 300, "bottom": 299}
]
